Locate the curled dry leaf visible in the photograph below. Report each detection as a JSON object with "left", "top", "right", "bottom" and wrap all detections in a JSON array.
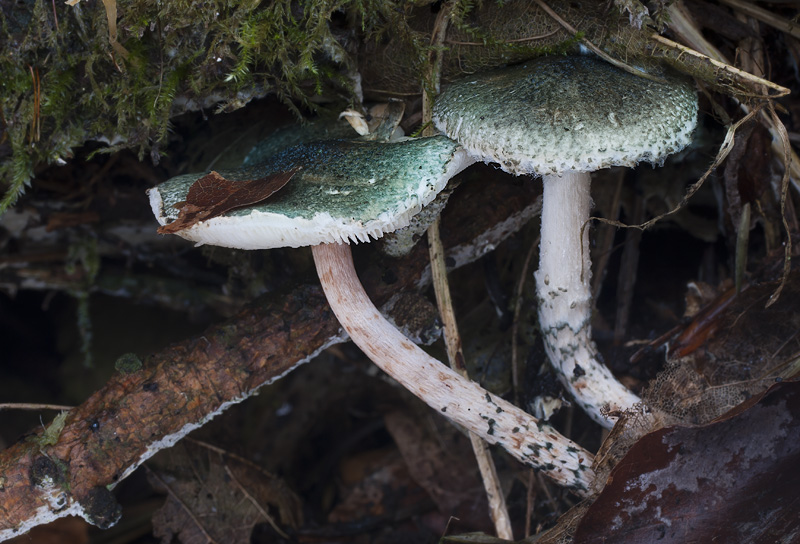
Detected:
[
  {"left": 157, "top": 167, "right": 300, "bottom": 235},
  {"left": 649, "top": 270, "right": 800, "bottom": 425}
]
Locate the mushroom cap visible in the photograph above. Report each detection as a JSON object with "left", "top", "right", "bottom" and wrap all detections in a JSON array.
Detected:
[
  {"left": 432, "top": 55, "right": 698, "bottom": 176},
  {"left": 149, "top": 136, "right": 472, "bottom": 249},
  {"left": 241, "top": 117, "right": 358, "bottom": 167}
]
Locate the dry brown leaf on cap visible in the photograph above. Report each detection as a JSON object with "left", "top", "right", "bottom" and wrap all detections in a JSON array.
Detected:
[{"left": 158, "top": 167, "right": 300, "bottom": 235}]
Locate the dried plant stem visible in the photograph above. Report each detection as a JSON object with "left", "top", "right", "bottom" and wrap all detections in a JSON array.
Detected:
[
  {"left": 312, "top": 243, "right": 595, "bottom": 493},
  {"left": 422, "top": 4, "right": 514, "bottom": 537},
  {"left": 447, "top": 28, "right": 560, "bottom": 46},
  {"left": 428, "top": 216, "right": 515, "bottom": 539},
  {"left": 511, "top": 236, "right": 539, "bottom": 406},
  {"left": 665, "top": 2, "right": 799, "bottom": 187},
  {"left": 718, "top": 0, "right": 800, "bottom": 40},
  {"left": 648, "top": 34, "right": 789, "bottom": 98},
  {"left": 524, "top": 469, "right": 536, "bottom": 538},
  {"left": 533, "top": 0, "right": 666, "bottom": 83},
  {"left": 0, "top": 403, "right": 74, "bottom": 412},
  {"left": 665, "top": 3, "right": 796, "bottom": 304}
]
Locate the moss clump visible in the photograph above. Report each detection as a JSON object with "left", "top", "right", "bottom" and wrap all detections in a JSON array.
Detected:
[
  {"left": 0, "top": 0, "right": 652, "bottom": 214},
  {"left": 114, "top": 353, "right": 143, "bottom": 374},
  {"left": 29, "top": 411, "right": 69, "bottom": 448}
]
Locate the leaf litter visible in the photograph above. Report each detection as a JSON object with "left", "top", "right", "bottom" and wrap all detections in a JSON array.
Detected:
[{"left": 146, "top": 441, "right": 302, "bottom": 544}]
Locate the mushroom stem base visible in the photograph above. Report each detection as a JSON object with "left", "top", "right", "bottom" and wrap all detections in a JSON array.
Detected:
[{"left": 312, "top": 242, "right": 594, "bottom": 493}]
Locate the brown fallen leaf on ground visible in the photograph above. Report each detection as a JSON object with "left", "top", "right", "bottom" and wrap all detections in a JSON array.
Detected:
[
  {"left": 158, "top": 167, "right": 300, "bottom": 234},
  {"left": 574, "top": 380, "right": 800, "bottom": 544},
  {"left": 383, "top": 410, "right": 492, "bottom": 533},
  {"left": 147, "top": 441, "right": 302, "bottom": 544}
]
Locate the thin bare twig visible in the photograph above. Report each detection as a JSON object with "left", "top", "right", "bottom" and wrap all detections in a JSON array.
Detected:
[
  {"left": 532, "top": 0, "right": 666, "bottom": 83},
  {"left": 524, "top": 469, "right": 537, "bottom": 538},
  {"left": 428, "top": 216, "right": 516, "bottom": 540},
  {"left": 511, "top": 236, "right": 538, "bottom": 406},
  {"left": 0, "top": 403, "right": 75, "bottom": 412},
  {"left": 423, "top": 5, "right": 514, "bottom": 537},
  {"left": 649, "top": 34, "right": 790, "bottom": 98},
  {"left": 447, "top": 28, "right": 560, "bottom": 46}
]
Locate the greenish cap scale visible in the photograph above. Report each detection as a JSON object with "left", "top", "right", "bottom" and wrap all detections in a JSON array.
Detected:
[
  {"left": 241, "top": 117, "right": 357, "bottom": 167},
  {"left": 432, "top": 55, "right": 698, "bottom": 176},
  {"left": 149, "top": 136, "right": 472, "bottom": 249}
]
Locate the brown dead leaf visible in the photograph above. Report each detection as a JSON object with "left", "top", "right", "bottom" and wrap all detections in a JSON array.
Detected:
[
  {"left": 147, "top": 442, "right": 302, "bottom": 544},
  {"left": 384, "top": 411, "right": 493, "bottom": 533},
  {"left": 647, "top": 270, "right": 800, "bottom": 425},
  {"left": 328, "top": 448, "right": 432, "bottom": 524},
  {"left": 158, "top": 167, "right": 299, "bottom": 234},
  {"left": 573, "top": 380, "right": 800, "bottom": 544},
  {"left": 722, "top": 119, "right": 771, "bottom": 222}
]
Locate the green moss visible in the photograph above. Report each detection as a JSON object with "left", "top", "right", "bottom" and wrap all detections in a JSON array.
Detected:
[
  {"left": 29, "top": 412, "right": 69, "bottom": 448},
  {"left": 115, "top": 353, "right": 143, "bottom": 374},
  {"left": 1, "top": 0, "right": 372, "bottom": 210}
]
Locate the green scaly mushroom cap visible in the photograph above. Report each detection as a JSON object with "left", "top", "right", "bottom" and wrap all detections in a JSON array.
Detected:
[
  {"left": 149, "top": 136, "right": 472, "bottom": 249},
  {"left": 241, "top": 118, "right": 358, "bottom": 167},
  {"left": 433, "top": 55, "right": 698, "bottom": 176}
]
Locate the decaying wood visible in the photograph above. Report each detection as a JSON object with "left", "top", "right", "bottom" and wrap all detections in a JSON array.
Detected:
[{"left": 0, "top": 175, "right": 541, "bottom": 539}]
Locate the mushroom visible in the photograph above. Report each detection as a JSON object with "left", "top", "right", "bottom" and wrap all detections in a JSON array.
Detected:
[
  {"left": 149, "top": 135, "right": 596, "bottom": 492},
  {"left": 433, "top": 55, "right": 698, "bottom": 427}
]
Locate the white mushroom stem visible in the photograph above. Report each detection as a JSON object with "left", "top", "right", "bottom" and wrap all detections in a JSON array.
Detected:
[
  {"left": 312, "top": 242, "right": 595, "bottom": 494},
  {"left": 534, "top": 172, "right": 641, "bottom": 428}
]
